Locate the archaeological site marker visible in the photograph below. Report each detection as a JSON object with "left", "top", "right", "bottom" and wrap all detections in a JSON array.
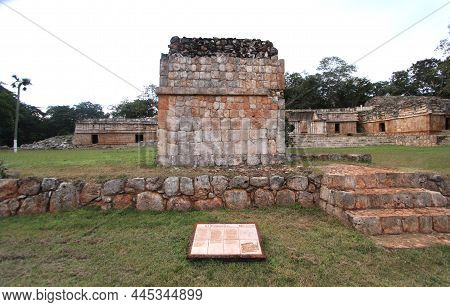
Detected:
[
  {"left": 156, "top": 37, "right": 286, "bottom": 167},
  {"left": 187, "top": 223, "right": 266, "bottom": 260}
]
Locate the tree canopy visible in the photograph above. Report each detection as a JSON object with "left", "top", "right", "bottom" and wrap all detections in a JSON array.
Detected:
[
  {"left": 110, "top": 85, "right": 158, "bottom": 118},
  {"left": 285, "top": 48, "right": 450, "bottom": 109}
]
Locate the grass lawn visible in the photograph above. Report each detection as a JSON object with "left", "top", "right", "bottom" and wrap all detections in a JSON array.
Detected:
[
  {"left": 0, "top": 147, "right": 158, "bottom": 180},
  {"left": 290, "top": 145, "right": 450, "bottom": 177},
  {"left": 0, "top": 206, "right": 448, "bottom": 287},
  {"left": 1, "top": 145, "right": 449, "bottom": 179}
]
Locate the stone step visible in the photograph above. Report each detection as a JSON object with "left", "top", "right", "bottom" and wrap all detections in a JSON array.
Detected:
[
  {"left": 371, "top": 233, "right": 450, "bottom": 249},
  {"left": 320, "top": 187, "right": 447, "bottom": 210},
  {"left": 322, "top": 165, "right": 419, "bottom": 190},
  {"left": 346, "top": 207, "right": 449, "bottom": 235}
]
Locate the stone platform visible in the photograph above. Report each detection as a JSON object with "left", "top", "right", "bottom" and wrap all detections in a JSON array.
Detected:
[{"left": 319, "top": 164, "right": 449, "bottom": 236}]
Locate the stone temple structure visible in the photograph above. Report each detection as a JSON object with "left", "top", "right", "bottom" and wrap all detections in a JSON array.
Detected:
[
  {"left": 156, "top": 37, "right": 286, "bottom": 166},
  {"left": 287, "top": 96, "right": 450, "bottom": 147},
  {"left": 73, "top": 118, "right": 157, "bottom": 146}
]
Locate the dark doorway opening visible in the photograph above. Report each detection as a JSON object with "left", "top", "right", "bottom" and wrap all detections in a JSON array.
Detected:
[
  {"left": 446, "top": 118, "right": 450, "bottom": 130},
  {"left": 91, "top": 134, "right": 99, "bottom": 144},
  {"left": 379, "top": 122, "right": 386, "bottom": 132},
  {"left": 334, "top": 123, "right": 340, "bottom": 133},
  {"left": 356, "top": 123, "right": 364, "bottom": 133},
  {"left": 135, "top": 134, "right": 144, "bottom": 143}
]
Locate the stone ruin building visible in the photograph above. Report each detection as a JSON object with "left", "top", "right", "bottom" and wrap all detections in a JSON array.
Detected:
[
  {"left": 287, "top": 96, "right": 450, "bottom": 147},
  {"left": 73, "top": 118, "right": 157, "bottom": 146},
  {"left": 156, "top": 37, "right": 286, "bottom": 166},
  {"left": 360, "top": 96, "right": 449, "bottom": 134}
]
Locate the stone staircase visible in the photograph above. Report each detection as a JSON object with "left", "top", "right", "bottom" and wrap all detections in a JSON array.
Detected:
[{"left": 319, "top": 164, "right": 449, "bottom": 236}]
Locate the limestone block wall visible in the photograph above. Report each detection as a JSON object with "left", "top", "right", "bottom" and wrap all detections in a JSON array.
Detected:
[
  {"left": 1, "top": 172, "right": 448, "bottom": 218},
  {"left": 289, "top": 134, "right": 446, "bottom": 147},
  {"left": 0, "top": 174, "right": 321, "bottom": 217},
  {"left": 156, "top": 37, "right": 286, "bottom": 166}
]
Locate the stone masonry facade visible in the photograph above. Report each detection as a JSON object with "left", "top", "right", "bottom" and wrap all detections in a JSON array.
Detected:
[
  {"left": 156, "top": 37, "right": 286, "bottom": 166},
  {"left": 287, "top": 96, "right": 449, "bottom": 147},
  {"left": 0, "top": 174, "right": 321, "bottom": 217},
  {"left": 73, "top": 118, "right": 157, "bottom": 146}
]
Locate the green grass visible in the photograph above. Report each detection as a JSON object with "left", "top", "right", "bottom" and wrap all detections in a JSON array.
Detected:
[
  {"left": 1, "top": 145, "right": 449, "bottom": 179},
  {"left": 0, "top": 207, "right": 448, "bottom": 286},
  {"left": 0, "top": 147, "right": 157, "bottom": 180},
  {"left": 290, "top": 145, "right": 450, "bottom": 177}
]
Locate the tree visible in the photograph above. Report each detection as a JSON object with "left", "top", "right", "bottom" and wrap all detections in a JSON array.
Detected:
[
  {"left": 74, "top": 101, "right": 107, "bottom": 120},
  {"left": 0, "top": 85, "right": 16, "bottom": 146},
  {"left": 0, "top": 84, "right": 46, "bottom": 146},
  {"left": 285, "top": 57, "right": 374, "bottom": 109},
  {"left": 45, "top": 105, "right": 77, "bottom": 136},
  {"left": 111, "top": 84, "right": 158, "bottom": 118},
  {"left": 388, "top": 70, "right": 413, "bottom": 95},
  {"left": 111, "top": 99, "right": 157, "bottom": 118}
]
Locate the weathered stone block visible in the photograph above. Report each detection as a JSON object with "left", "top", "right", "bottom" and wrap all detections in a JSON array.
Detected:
[
  {"left": 194, "top": 175, "right": 210, "bottom": 198},
  {"left": 286, "top": 176, "right": 308, "bottom": 191},
  {"left": 103, "top": 179, "right": 124, "bottom": 196},
  {"left": 269, "top": 176, "right": 284, "bottom": 190},
  {"left": 180, "top": 177, "right": 194, "bottom": 196},
  {"left": 164, "top": 177, "right": 179, "bottom": 196},
  {"left": 223, "top": 189, "right": 250, "bottom": 209},
  {"left": 17, "top": 193, "right": 50, "bottom": 215},
  {"left": 400, "top": 216, "right": 419, "bottom": 232},
  {"left": 0, "top": 179, "right": 18, "bottom": 202},
  {"left": 18, "top": 178, "right": 41, "bottom": 196},
  {"left": 193, "top": 197, "right": 223, "bottom": 210},
  {"left": 351, "top": 216, "right": 382, "bottom": 235},
  {"left": 433, "top": 215, "right": 448, "bottom": 232},
  {"left": 80, "top": 182, "right": 101, "bottom": 204},
  {"left": 276, "top": 189, "right": 296, "bottom": 206},
  {"left": 136, "top": 192, "right": 164, "bottom": 211},
  {"left": 126, "top": 178, "right": 146, "bottom": 192},
  {"left": 229, "top": 176, "right": 249, "bottom": 188},
  {"left": 113, "top": 194, "right": 134, "bottom": 209},
  {"left": 297, "top": 191, "right": 315, "bottom": 208},
  {"left": 381, "top": 217, "right": 402, "bottom": 234},
  {"left": 250, "top": 177, "right": 269, "bottom": 187},
  {"left": 210, "top": 176, "right": 228, "bottom": 195},
  {"left": 167, "top": 196, "right": 192, "bottom": 211},
  {"left": 146, "top": 177, "right": 164, "bottom": 191},
  {"left": 42, "top": 178, "right": 59, "bottom": 192},
  {"left": 419, "top": 216, "right": 433, "bottom": 233},
  {"left": 49, "top": 182, "right": 79, "bottom": 212},
  {"left": 254, "top": 189, "right": 275, "bottom": 207},
  {"left": 0, "top": 199, "right": 20, "bottom": 217}
]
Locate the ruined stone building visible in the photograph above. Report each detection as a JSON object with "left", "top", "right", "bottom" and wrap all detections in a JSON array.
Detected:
[
  {"left": 359, "top": 96, "right": 449, "bottom": 135},
  {"left": 286, "top": 107, "right": 365, "bottom": 135},
  {"left": 73, "top": 118, "right": 157, "bottom": 146},
  {"left": 156, "top": 37, "right": 286, "bottom": 166},
  {"left": 287, "top": 96, "right": 450, "bottom": 147}
]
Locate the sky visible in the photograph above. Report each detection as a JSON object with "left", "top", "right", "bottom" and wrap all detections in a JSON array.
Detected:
[{"left": 0, "top": 0, "right": 449, "bottom": 111}]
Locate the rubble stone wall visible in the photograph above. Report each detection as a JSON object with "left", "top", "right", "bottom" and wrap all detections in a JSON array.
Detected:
[
  {"left": 0, "top": 174, "right": 321, "bottom": 217},
  {"left": 2, "top": 171, "right": 448, "bottom": 218},
  {"left": 156, "top": 37, "right": 286, "bottom": 167}
]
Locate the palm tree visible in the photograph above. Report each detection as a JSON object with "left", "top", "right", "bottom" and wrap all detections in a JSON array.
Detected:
[{"left": 11, "top": 75, "right": 32, "bottom": 152}]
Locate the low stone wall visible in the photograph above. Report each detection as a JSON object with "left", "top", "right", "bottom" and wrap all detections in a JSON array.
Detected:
[
  {"left": 0, "top": 174, "right": 321, "bottom": 217},
  {"left": 290, "top": 134, "right": 448, "bottom": 148}
]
